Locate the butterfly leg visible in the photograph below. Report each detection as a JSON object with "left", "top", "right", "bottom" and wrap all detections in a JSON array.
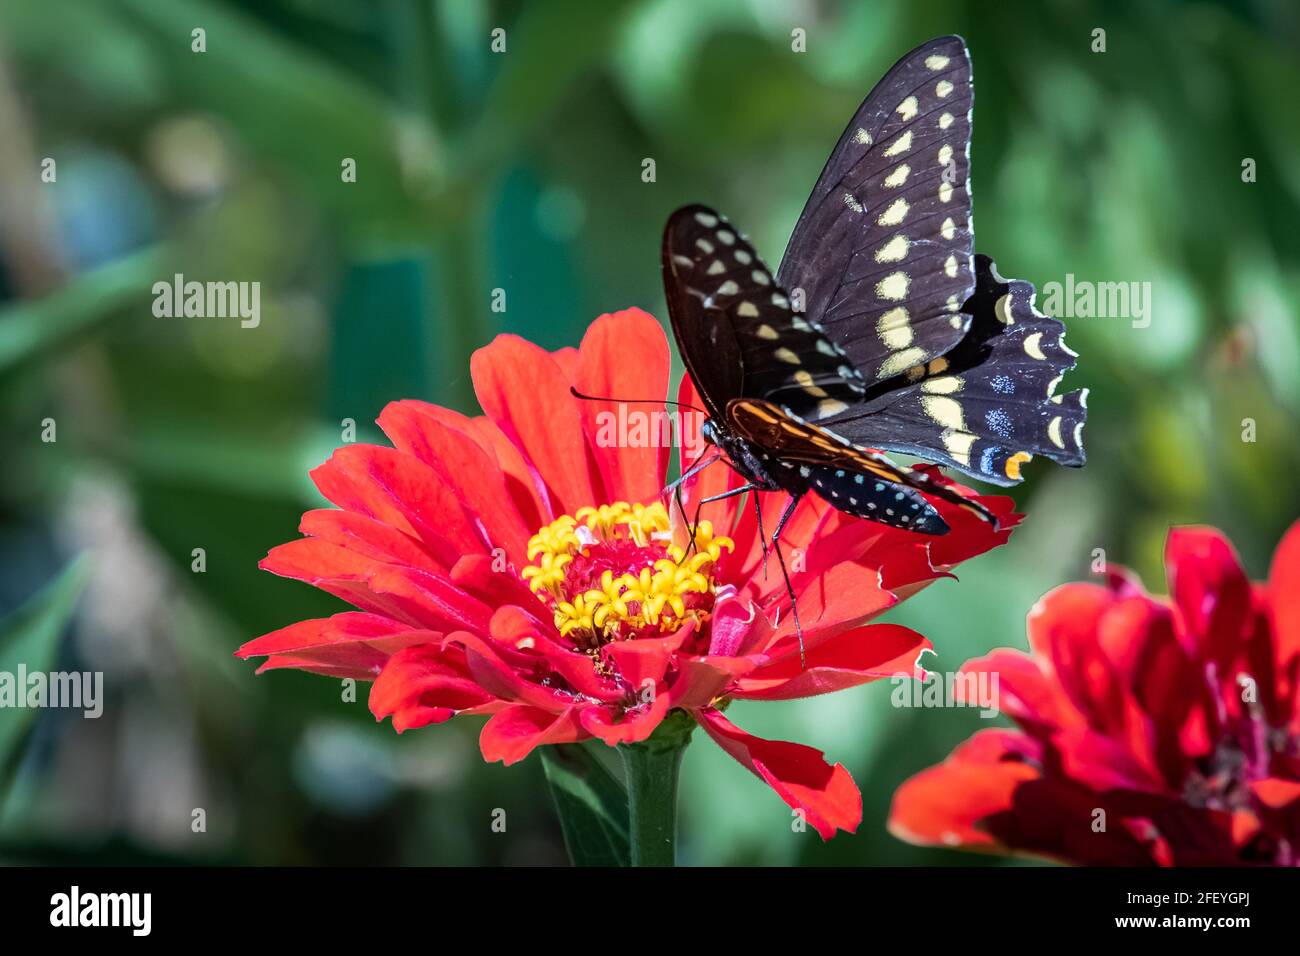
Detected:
[
  {"left": 768, "top": 493, "right": 806, "bottom": 668},
  {"left": 665, "top": 452, "right": 722, "bottom": 559},
  {"left": 677, "top": 482, "right": 756, "bottom": 565}
]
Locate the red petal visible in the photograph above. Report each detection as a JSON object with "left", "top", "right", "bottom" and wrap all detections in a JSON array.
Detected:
[
  {"left": 471, "top": 333, "right": 597, "bottom": 516},
  {"left": 574, "top": 310, "right": 671, "bottom": 504},
  {"left": 761, "top": 560, "right": 896, "bottom": 660},
  {"left": 696, "top": 708, "right": 861, "bottom": 839},
  {"left": 370, "top": 643, "right": 495, "bottom": 732},
  {"left": 889, "top": 729, "right": 1039, "bottom": 850},
  {"left": 1026, "top": 582, "right": 1131, "bottom": 733},
  {"left": 237, "top": 612, "right": 434, "bottom": 675},
  {"left": 298, "top": 509, "right": 443, "bottom": 572},
  {"left": 377, "top": 401, "right": 533, "bottom": 560},
  {"left": 1166, "top": 525, "right": 1252, "bottom": 672},
  {"left": 579, "top": 692, "right": 671, "bottom": 746},
  {"left": 1269, "top": 519, "right": 1300, "bottom": 720},
  {"left": 602, "top": 627, "right": 690, "bottom": 691},
  {"left": 310, "top": 444, "right": 484, "bottom": 566},
  {"left": 480, "top": 705, "right": 586, "bottom": 764},
  {"left": 733, "top": 623, "right": 930, "bottom": 700}
]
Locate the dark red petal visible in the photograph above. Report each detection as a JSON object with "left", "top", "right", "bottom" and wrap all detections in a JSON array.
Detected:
[
  {"left": 1166, "top": 525, "right": 1252, "bottom": 673},
  {"left": 696, "top": 708, "right": 860, "bottom": 840},
  {"left": 958, "top": 648, "right": 1081, "bottom": 732},
  {"left": 1026, "top": 582, "right": 1133, "bottom": 734},
  {"left": 574, "top": 310, "right": 671, "bottom": 505},
  {"left": 1269, "top": 519, "right": 1300, "bottom": 723}
]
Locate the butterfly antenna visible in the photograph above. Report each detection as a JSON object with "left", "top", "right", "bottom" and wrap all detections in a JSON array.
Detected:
[{"left": 568, "top": 386, "right": 707, "bottom": 417}]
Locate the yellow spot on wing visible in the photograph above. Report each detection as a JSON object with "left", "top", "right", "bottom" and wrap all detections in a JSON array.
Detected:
[
  {"left": 994, "top": 294, "right": 1014, "bottom": 325},
  {"left": 1023, "top": 332, "right": 1046, "bottom": 360},
  {"left": 775, "top": 347, "right": 800, "bottom": 364},
  {"left": 939, "top": 112, "right": 954, "bottom": 129},
  {"left": 939, "top": 181, "right": 954, "bottom": 202},
  {"left": 936, "top": 79, "right": 954, "bottom": 98},
  {"left": 875, "top": 272, "right": 910, "bottom": 301},
  {"left": 943, "top": 430, "right": 977, "bottom": 467},
  {"left": 877, "top": 307, "right": 912, "bottom": 349},
  {"left": 941, "top": 217, "right": 955, "bottom": 240},
  {"left": 1048, "top": 415, "right": 1065, "bottom": 448},
  {"left": 883, "top": 164, "right": 910, "bottom": 188},
  {"left": 878, "top": 198, "right": 909, "bottom": 226},
  {"left": 884, "top": 130, "right": 913, "bottom": 158},
  {"left": 875, "top": 235, "right": 909, "bottom": 263},
  {"left": 897, "top": 96, "right": 918, "bottom": 121},
  {"left": 925, "top": 54, "right": 951, "bottom": 70},
  {"left": 922, "top": 396, "right": 966, "bottom": 430},
  {"left": 922, "top": 375, "right": 962, "bottom": 394},
  {"left": 879, "top": 346, "right": 926, "bottom": 378}
]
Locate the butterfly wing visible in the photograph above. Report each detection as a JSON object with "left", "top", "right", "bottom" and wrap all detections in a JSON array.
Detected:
[
  {"left": 819, "top": 255, "right": 1087, "bottom": 486},
  {"left": 662, "top": 204, "right": 866, "bottom": 420},
  {"left": 777, "top": 35, "right": 976, "bottom": 385}
]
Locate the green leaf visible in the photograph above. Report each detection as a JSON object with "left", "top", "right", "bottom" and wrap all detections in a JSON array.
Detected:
[
  {"left": 0, "top": 557, "right": 91, "bottom": 800},
  {"left": 540, "top": 743, "right": 630, "bottom": 867},
  {"left": 0, "top": 248, "right": 165, "bottom": 376}
]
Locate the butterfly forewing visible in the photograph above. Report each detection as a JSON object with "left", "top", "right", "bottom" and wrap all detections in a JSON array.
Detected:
[
  {"left": 663, "top": 205, "right": 866, "bottom": 421},
  {"left": 822, "top": 255, "right": 1086, "bottom": 486},
  {"left": 777, "top": 35, "right": 975, "bottom": 387}
]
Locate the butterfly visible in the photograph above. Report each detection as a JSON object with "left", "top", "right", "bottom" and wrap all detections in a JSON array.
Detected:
[{"left": 659, "top": 36, "right": 1086, "bottom": 645}]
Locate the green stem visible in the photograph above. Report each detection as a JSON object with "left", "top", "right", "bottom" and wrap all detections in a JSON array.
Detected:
[{"left": 618, "top": 710, "right": 694, "bottom": 867}]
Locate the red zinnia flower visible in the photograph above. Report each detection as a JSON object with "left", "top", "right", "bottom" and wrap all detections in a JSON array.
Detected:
[
  {"left": 890, "top": 520, "right": 1300, "bottom": 865},
  {"left": 238, "top": 309, "right": 1014, "bottom": 838}
]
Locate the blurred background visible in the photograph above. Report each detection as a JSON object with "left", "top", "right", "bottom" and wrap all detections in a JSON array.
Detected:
[{"left": 0, "top": 0, "right": 1298, "bottom": 866}]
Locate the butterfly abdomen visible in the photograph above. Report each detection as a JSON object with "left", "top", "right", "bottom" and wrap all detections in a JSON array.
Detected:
[{"left": 788, "top": 462, "right": 948, "bottom": 535}]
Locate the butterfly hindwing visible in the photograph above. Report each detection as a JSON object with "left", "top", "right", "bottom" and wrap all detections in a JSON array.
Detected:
[
  {"left": 777, "top": 35, "right": 976, "bottom": 386},
  {"left": 821, "top": 255, "right": 1086, "bottom": 486},
  {"left": 663, "top": 205, "right": 865, "bottom": 420}
]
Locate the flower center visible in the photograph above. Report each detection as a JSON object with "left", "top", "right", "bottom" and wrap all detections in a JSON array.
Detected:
[{"left": 521, "top": 501, "right": 733, "bottom": 651}]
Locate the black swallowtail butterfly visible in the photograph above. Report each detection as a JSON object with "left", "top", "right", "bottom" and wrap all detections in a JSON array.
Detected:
[
  {"left": 658, "top": 36, "right": 1087, "bottom": 652},
  {"left": 663, "top": 35, "right": 1084, "bottom": 530}
]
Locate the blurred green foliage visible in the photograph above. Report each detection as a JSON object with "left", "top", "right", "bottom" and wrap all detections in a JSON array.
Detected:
[{"left": 0, "top": 0, "right": 1297, "bottom": 865}]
